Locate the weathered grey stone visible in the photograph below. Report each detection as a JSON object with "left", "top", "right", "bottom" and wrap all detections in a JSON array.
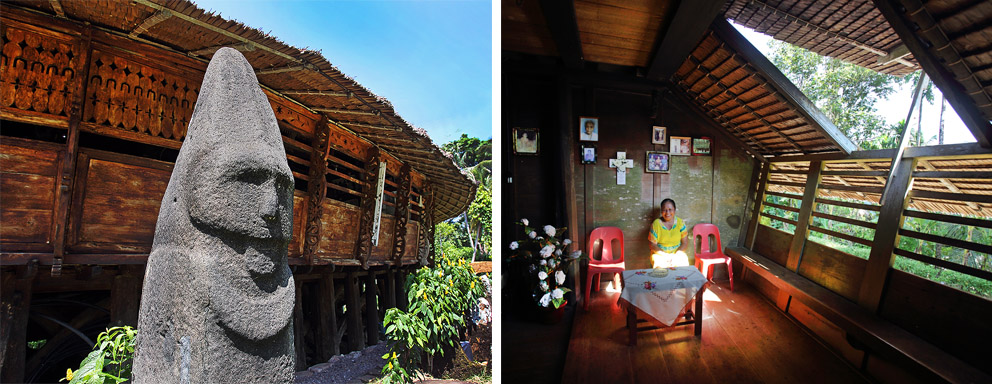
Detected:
[{"left": 133, "top": 47, "right": 296, "bottom": 384}]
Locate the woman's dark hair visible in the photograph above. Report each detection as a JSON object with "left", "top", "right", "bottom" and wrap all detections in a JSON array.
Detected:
[{"left": 661, "top": 198, "right": 676, "bottom": 210}]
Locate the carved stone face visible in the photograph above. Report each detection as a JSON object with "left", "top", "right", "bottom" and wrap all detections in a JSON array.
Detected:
[{"left": 189, "top": 151, "right": 294, "bottom": 243}]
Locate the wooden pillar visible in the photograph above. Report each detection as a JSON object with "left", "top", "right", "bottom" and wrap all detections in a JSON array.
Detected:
[
  {"left": 786, "top": 161, "right": 823, "bottom": 272},
  {"left": 745, "top": 161, "right": 771, "bottom": 249},
  {"left": 385, "top": 269, "right": 397, "bottom": 310},
  {"left": 858, "top": 157, "right": 917, "bottom": 311},
  {"left": 318, "top": 273, "right": 339, "bottom": 359},
  {"left": 110, "top": 265, "right": 142, "bottom": 327},
  {"left": 344, "top": 271, "right": 364, "bottom": 351},
  {"left": 2, "top": 260, "right": 38, "bottom": 383},
  {"left": 364, "top": 271, "right": 379, "bottom": 345},
  {"left": 557, "top": 76, "right": 580, "bottom": 301},
  {"left": 293, "top": 279, "right": 307, "bottom": 370},
  {"left": 738, "top": 158, "right": 765, "bottom": 247},
  {"left": 355, "top": 148, "right": 381, "bottom": 269},
  {"left": 52, "top": 27, "right": 94, "bottom": 276},
  {"left": 303, "top": 116, "right": 329, "bottom": 264},
  {"left": 396, "top": 269, "right": 408, "bottom": 311},
  {"left": 391, "top": 165, "right": 412, "bottom": 265}
]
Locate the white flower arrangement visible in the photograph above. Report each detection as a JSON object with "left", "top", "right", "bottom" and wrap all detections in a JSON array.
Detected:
[{"left": 508, "top": 219, "right": 584, "bottom": 309}]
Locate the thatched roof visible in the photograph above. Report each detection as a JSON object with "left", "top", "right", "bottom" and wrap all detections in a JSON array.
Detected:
[{"left": 5, "top": 0, "right": 476, "bottom": 221}]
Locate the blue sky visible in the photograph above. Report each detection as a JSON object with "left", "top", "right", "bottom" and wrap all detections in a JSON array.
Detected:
[{"left": 192, "top": 0, "right": 493, "bottom": 145}]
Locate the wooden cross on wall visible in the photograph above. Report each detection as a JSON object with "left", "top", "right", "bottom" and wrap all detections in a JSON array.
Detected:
[{"left": 609, "top": 151, "right": 634, "bottom": 185}]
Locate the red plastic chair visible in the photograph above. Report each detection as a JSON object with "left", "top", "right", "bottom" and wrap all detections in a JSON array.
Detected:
[
  {"left": 692, "top": 223, "right": 734, "bottom": 292},
  {"left": 584, "top": 227, "right": 625, "bottom": 310}
]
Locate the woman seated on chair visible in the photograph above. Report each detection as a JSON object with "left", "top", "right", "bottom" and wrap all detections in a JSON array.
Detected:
[{"left": 648, "top": 198, "right": 690, "bottom": 268}]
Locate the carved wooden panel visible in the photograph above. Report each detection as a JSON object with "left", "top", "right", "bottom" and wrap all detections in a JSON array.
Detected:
[
  {"left": 82, "top": 49, "right": 199, "bottom": 142},
  {"left": 264, "top": 89, "right": 318, "bottom": 137},
  {"left": 0, "top": 24, "right": 79, "bottom": 119},
  {"left": 289, "top": 192, "right": 307, "bottom": 258},
  {"left": 303, "top": 121, "right": 329, "bottom": 262},
  {"left": 315, "top": 200, "right": 360, "bottom": 261},
  {"left": 327, "top": 122, "right": 368, "bottom": 160},
  {"left": 354, "top": 147, "right": 380, "bottom": 269},
  {"left": 418, "top": 184, "right": 434, "bottom": 265},
  {"left": 0, "top": 138, "right": 60, "bottom": 251},
  {"left": 370, "top": 217, "right": 395, "bottom": 264},
  {"left": 390, "top": 164, "right": 412, "bottom": 264},
  {"left": 401, "top": 223, "right": 420, "bottom": 264},
  {"left": 70, "top": 152, "right": 171, "bottom": 253}
]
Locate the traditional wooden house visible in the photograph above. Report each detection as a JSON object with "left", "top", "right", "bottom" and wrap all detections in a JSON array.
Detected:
[
  {"left": 503, "top": 1, "right": 991, "bottom": 383},
  {"left": 0, "top": 1, "right": 476, "bottom": 382}
]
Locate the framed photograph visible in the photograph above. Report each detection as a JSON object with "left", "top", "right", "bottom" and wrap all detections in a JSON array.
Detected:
[
  {"left": 645, "top": 151, "right": 669, "bottom": 173},
  {"left": 513, "top": 127, "right": 539, "bottom": 155},
  {"left": 580, "top": 144, "right": 596, "bottom": 164},
  {"left": 652, "top": 126, "right": 666, "bottom": 145},
  {"left": 670, "top": 136, "right": 691, "bottom": 155},
  {"left": 692, "top": 137, "right": 712, "bottom": 155},
  {"left": 579, "top": 116, "right": 599, "bottom": 142}
]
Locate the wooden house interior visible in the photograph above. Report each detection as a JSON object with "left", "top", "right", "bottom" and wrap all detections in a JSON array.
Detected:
[
  {"left": 0, "top": 1, "right": 477, "bottom": 382},
  {"left": 502, "top": 0, "right": 991, "bottom": 383}
]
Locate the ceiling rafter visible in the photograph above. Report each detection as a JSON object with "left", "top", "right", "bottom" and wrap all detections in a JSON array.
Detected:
[
  {"left": 538, "top": 0, "right": 583, "bottom": 70},
  {"left": 645, "top": 0, "right": 728, "bottom": 80},
  {"left": 129, "top": 9, "right": 172, "bottom": 38}
]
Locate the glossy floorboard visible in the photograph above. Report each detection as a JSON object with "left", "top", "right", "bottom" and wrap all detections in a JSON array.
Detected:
[{"left": 561, "top": 281, "right": 870, "bottom": 384}]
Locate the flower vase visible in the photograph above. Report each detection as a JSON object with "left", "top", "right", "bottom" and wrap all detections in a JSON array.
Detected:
[{"left": 536, "top": 300, "right": 567, "bottom": 324}]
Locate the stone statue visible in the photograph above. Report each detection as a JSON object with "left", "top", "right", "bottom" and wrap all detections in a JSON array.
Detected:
[{"left": 133, "top": 47, "right": 296, "bottom": 383}]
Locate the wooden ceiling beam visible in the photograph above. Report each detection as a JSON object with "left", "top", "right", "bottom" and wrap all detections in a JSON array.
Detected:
[
  {"left": 188, "top": 41, "right": 255, "bottom": 57},
  {"left": 645, "top": 0, "right": 728, "bottom": 80},
  {"left": 714, "top": 18, "right": 859, "bottom": 154},
  {"left": 279, "top": 89, "right": 350, "bottom": 98},
  {"left": 538, "top": 0, "right": 583, "bottom": 70},
  {"left": 255, "top": 63, "right": 316, "bottom": 75},
  {"left": 129, "top": 9, "right": 172, "bottom": 38},
  {"left": 313, "top": 108, "right": 379, "bottom": 117},
  {"left": 873, "top": 0, "right": 992, "bottom": 148},
  {"left": 670, "top": 84, "right": 774, "bottom": 158},
  {"left": 48, "top": 0, "right": 65, "bottom": 18}
]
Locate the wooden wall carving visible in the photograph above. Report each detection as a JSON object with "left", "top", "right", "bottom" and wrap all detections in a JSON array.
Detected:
[
  {"left": 0, "top": 24, "right": 79, "bottom": 121},
  {"left": 82, "top": 49, "right": 199, "bottom": 141},
  {"left": 355, "top": 147, "right": 381, "bottom": 269},
  {"left": 418, "top": 184, "right": 435, "bottom": 265},
  {"left": 390, "top": 164, "right": 412, "bottom": 265},
  {"left": 304, "top": 119, "right": 330, "bottom": 263}
]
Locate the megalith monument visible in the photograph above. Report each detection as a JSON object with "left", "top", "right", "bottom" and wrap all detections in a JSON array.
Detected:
[{"left": 133, "top": 47, "right": 296, "bottom": 383}]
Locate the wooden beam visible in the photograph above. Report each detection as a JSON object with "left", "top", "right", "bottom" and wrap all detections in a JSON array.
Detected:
[
  {"left": 110, "top": 266, "right": 141, "bottom": 327},
  {"left": 713, "top": 19, "right": 859, "bottom": 154},
  {"left": 304, "top": 116, "right": 329, "bottom": 264},
  {"left": 292, "top": 278, "right": 307, "bottom": 370},
  {"left": 255, "top": 63, "right": 316, "bottom": 75},
  {"left": 364, "top": 271, "right": 379, "bottom": 345},
  {"left": 917, "top": 159, "right": 982, "bottom": 211},
  {"left": 390, "top": 165, "right": 412, "bottom": 264},
  {"left": 318, "top": 273, "right": 339, "bottom": 359},
  {"left": 128, "top": 9, "right": 172, "bottom": 38},
  {"left": 785, "top": 161, "right": 822, "bottom": 271},
  {"left": 738, "top": 157, "right": 764, "bottom": 246},
  {"left": 187, "top": 41, "right": 255, "bottom": 57},
  {"left": 279, "top": 89, "right": 350, "bottom": 97},
  {"left": 1, "top": 260, "right": 38, "bottom": 383},
  {"left": 47, "top": 0, "right": 65, "bottom": 18},
  {"left": 666, "top": 86, "right": 770, "bottom": 159},
  {"left": 745, "top": 162, "right": 771, "bottom": 249},
  {"left": 872, "top": 0, "right": 992, "bottom": 148},
  {"left": 355, "top": 148, "right": 380, "bottom": 269},
  {"left": 645, "top": 0, "right": 727, "bottom": 80},
  {"left": 877, "top": 44, "right": 910, "bottom": 65},
  {"left": 385, "top": 268, "right": 397, "bottom": 310},
  {"left": 538, "top": 0, "right": 583, "bottom": 70},
  {"left": 858, "top": 157, "right": 916, "bottom": 311},
  {"left": 313, "top": 107, "right": 379, "bottom": 117},
  {"left": 344, "top": 271, "right": 364, "bottom": 351}
]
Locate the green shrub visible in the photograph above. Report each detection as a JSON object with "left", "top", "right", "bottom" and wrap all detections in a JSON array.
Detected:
[
  {"left": 63, "top": 326, "right": 136, "bottom": 384},
  {"left": 381, "top": 253, "right": 487, "bottom": 383}
]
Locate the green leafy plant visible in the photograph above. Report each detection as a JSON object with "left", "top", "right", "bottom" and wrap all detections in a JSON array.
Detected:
[
  {"left": 62, "top": 326, "right": 136, "bottom": 384},
  {"left": 381, "top": 252, "right": 487, "bottom": 383}
]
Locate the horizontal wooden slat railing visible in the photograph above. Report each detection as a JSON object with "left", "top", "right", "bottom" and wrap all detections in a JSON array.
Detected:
[{"left": 726, "top": 246, "right": 991, "bottom": 384}]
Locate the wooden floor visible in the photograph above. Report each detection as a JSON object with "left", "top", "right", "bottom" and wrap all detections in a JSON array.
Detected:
[
  {"left": 502, "top": 302, "right": 575, "bottom": 384},
  {"left": 561, "top": 280, "right": 871, "bottom": 384}
]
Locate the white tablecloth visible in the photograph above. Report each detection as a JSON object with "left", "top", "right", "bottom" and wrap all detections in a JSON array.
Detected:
[{"left": 620, "top": 266, "right": 709, "bottom": 327}]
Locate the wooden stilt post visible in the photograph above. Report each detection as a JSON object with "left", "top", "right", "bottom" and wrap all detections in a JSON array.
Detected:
[
  {"left": 365, "top": 271, "right": 379, "bottom": 345},
  {"left": 396, "top": 269, "right": 408, "bottom": 311},
  {"left": 345, "top": 271, "right": 364, "bottom": 351},
  {"left": 319, "top": 272, "right": 339, "bottom": 359},
  {"left": 2, "top": 260, "right": 38, "bottom": 383},
  {"left": 293, "top": 279, "right": 307, "bottom": 370},
  {"left": 386, "top": 269, "right": 397, "bottom": 310},
  {"left": 110, "top": 265, "right": 142, "bottom": 327}
]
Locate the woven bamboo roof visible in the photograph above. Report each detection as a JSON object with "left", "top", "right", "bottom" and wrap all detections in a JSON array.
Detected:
[
  {"left": 723, "top": 0, "right": 919, "bottom": 76},
  {"left": 5, "top": 0, "right": 476, "bottom": 221},
  {"left": 768, "top": 158, "right": 992, "bottom": 218}
]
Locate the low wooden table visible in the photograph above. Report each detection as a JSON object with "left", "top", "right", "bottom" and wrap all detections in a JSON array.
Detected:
[{"left": 619, "top": 267, "right": 710, "bottom": 345}]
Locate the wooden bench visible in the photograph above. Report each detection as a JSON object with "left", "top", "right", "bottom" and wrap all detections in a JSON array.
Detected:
[{"left": 726, "top": 246, "right": 991, "bottom": 384}]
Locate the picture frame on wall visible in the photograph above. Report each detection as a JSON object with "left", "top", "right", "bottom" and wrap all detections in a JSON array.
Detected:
[
  {"left": 670, "top": 136, "right": 691, "bottom": 155},
  {"left": 579, "top": 117, "right": 599, "bottom": 141},
  {"left": 645, "top": 151, "right": 669, "bottom": 173},
  {"left": 652, "top": 126, "right": 666, "bottom": 145},
  {"left": 580, "top": 143, "right": 596, "bottom": 164},
  {"left": 513, "top": 127, "right": 539, "bottom": 155},
  {"left": 692, "top": 137, "right": 712, "bottom": 156}
]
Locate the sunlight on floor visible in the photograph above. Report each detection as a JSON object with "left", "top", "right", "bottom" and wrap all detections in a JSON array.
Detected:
[{"left": 703, "top": 289, "right": 722, "bottom": 302}]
